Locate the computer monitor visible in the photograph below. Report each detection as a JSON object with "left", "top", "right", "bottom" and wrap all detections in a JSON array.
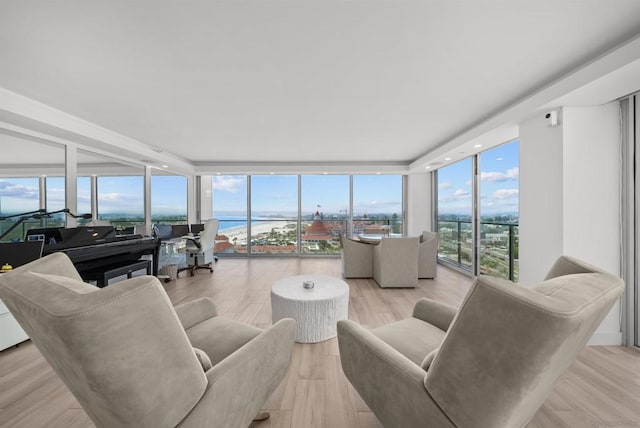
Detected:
[
  {"left": 154, "top": 224, "right": 173, "bottom": 240},
  {"left": 25, "top": 227, "right": 64, "bottom": 245},
  {"left": 190, "top": 223, "right": 205, "bottom": 235},
  {"left": 0, "top": 241, "right": 44, "bottom": 268},
  {"left": 171, "top": 224, "right": 190, "bottom": 237}
]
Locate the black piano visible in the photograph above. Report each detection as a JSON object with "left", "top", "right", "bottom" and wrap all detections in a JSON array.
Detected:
[{"left": 27, "top": 226, "right": 161, "bottom": 280}]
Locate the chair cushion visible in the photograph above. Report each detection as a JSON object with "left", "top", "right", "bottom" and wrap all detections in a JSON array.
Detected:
[
  {"left": 371, "top": 317, "right": 446, "bottom": 366},
  {"left": 185, "top": 316, "right": 262, "bottom": 366}
]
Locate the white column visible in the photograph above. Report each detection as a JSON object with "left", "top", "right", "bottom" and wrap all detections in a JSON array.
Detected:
[
  {"left": 187, "top": 175, "right": 198, "bottom": 224},
  {"left": 39, "top": 175, "right": 46, "bottom": 211},
  {"left": 90, "top": 175, "right": 98, "bottom": 218},
  {"left": 519, "top": 103, "right": 622, "bottom": 345},
  {"left": 406, "top": 173, "right": 432, "bottom": 236},
  {"left": 199, "top": 175, "right": 213, "bottom": 222},
  {"left": 144, "top": 166, "right": 152, "bottom": 236},
  {"left": 65, "top": 144, "right": 78, "bottom": 228}
]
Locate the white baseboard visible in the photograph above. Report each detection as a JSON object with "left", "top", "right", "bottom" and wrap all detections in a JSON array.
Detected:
[{"left": 587, "top": 331, "right": 623, "bottom": 346}]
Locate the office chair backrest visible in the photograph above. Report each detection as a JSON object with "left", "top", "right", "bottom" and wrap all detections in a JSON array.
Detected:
[{"left": 199, "top": 219, "right": 219, "bottom": 251}]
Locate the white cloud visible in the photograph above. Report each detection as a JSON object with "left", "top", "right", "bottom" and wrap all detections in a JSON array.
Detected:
[
  {"left": 438, "top": 182, "right": 452, "bottom": 190},
  {"left": 453, "top": 189, "right": 471, "bottom": 199},
  {"left": 481, "top": 167, "right": 519, "bottom": 183},
  {"left": 213, "top": 176, "right": 244, "bottom": 193},
  {"left": 0, "top": 181, "right": 39, "bottom": 200},
  {"left": 493, "top": 189, "right": 519, "bottom": 199}
]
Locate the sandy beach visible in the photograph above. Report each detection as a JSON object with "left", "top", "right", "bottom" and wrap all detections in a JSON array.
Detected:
[{"left": 218, "top": 220, "right": 300, "bottom": 245}]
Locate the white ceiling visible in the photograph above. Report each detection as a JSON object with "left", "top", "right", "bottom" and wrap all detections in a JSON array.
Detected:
[{"left": 1, "top": 0, "right": 640, "bottom": 171}]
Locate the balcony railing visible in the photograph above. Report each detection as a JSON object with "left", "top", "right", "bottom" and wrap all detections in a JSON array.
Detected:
[{"left": 437, "top": 219, "right": 519, "bottom": 281}]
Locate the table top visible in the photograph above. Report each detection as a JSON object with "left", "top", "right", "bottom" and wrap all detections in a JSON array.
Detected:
[
  {"left": 272, "top": 275, "right": 349, "bottom": 301},
  {"left": 357, "top": 233, "right": 403, "bottom": 244}
]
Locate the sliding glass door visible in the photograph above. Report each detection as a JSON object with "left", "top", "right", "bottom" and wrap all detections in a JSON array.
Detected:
[{"left": 435, "top": 140, "right": 519, "bottom": 280}]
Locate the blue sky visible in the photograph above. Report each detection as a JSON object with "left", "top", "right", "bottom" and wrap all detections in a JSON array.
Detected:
[
  {"left": 212, "top": 174, "right": 403, "bottom": 217},
  {"left": 2, "top": 143, "right": 515, "bottom": 218},
  {"left": 437, "top": 140, "right": 519, "bottom": 216},
  {"left": 1, "top": 174, "right": 403, "bottom": 217}
]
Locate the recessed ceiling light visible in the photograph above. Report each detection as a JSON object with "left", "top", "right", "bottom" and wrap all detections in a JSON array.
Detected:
[
  {"left": 426, "top": 166, "right": 431, "bottom": 170},
  {"left": 444, "top": 157, "right": 452, "bottom": 161},
  {"left": 376, "top": 172, "right": 381, "bottom": 175},
  {"left": 162, "top": 165, "right": 169, "bottom": 168},
  {"left": 269, "top": 172, "right": 275, "bottom": 175},
  {"left": 216, "top": 172, "right": 221, "bottom": 175},
  {"left": 474, "top": 144, "right": 482, "bottom": 148},
  {"left": 323, "top": 172, "right": 328, "bottom": 175}
]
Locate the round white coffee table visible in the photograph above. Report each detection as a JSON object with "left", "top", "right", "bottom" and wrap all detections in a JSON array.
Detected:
[{"left": 271, "top": 275, "right": 349, "bottom": 343}]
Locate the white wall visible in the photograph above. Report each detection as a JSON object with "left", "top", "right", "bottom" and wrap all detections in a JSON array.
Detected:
[
  {"left": 519, "top": 111, "right": 565, "bottom": 284},
  {"left": 519, "top": 103, "right": 622, "bottom": 345},
  {"left": 562, "top": 104, "right": 621, "bottom": 345},
  {"left": 407, "top": 173, "right": 432, "bottom": 236}
]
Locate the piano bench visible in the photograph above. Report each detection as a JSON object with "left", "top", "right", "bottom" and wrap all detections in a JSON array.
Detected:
[{"left": 81, "top": 259, "right": 152, "bottom": 288}]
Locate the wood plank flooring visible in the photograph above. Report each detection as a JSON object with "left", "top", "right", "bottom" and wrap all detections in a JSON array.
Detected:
[{"left": 1, "top": 258, "right": 639, "bottom": 428}]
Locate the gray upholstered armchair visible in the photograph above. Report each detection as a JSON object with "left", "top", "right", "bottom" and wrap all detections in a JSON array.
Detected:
[
  {"left": 338, "top": 256, "right": 624, "bottom": 428},
  {"left": 0, "top": 253, "right": 296, "bottom": 428},
  {"left": 340, "top": 234, "right": 374, "bottom": 278},
  {"left": 372, "top": 237, "right": 420, "bottom": 288},
  {"left": 418, "top": 231, "right": 438, "bottom": 279}
]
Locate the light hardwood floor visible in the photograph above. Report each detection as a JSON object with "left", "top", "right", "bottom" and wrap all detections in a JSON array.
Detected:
[{"left": 0, "top": 258, "right": 639, "bottom": 428}]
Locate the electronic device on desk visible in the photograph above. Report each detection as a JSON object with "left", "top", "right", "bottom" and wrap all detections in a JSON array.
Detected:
[
  {"left": 171, "top": 224, "right": 190, "bottom": 238},
  {"left": 190, "top": 223, "right": 205, "bottom": 235}
]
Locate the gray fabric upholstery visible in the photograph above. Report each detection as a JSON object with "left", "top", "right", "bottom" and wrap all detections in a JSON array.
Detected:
[
  {"left": 372, "top": 237, "right": 420, "bottom": 288},
  {"left": 340, "top": 234, "right": 374, "bottom": 278},
  {"left": 418, "top": 231, "right": 438, "bottom": 278},
  {"left": 338, "top": 256, "right": 624, "bottom": 428},
  {"left": 0, "top": 252, "right": 296, "bottom": 428}
]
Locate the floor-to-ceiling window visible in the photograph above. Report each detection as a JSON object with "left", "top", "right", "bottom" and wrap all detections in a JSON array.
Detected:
[
  {"left": 151, "top": 175, "right": 187, "bottom": 225},
  {"left": 352, "top": 175, "right": 403, "bottom": 235},
  {"left": 212, "top": 173, "right": 404, "bottom": 256},
  {"left": 212, "top": 175, "right": 248, "bottom": 254},
  {"left": 0, "top": 177, "right": 40, "bottom": 241},
  {"left": 76, "top": 176, "right": 91, "bottom": 225},
  {"left": 250, "top": 175, "right": 299, "bottom": 254},
  {"left": 436, "top": 158, "right": 473, "bottom": 271},
  {"left": 435, "top": 140, "right": 519, "bottom": 280},
  {"left": 45, "top": 176, "right": 66, "bottom": 227},
  {"left": 301, "top": 175, "right": 349, "bottom": 254},
  {"left": 479, "top": 142, "right": 519, "bottom": 281},
  {"left": 96, "top": 176, "right": 144, "bottom": 229}
]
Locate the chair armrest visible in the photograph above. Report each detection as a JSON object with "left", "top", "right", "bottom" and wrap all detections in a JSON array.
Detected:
[
  {"left": 337, "top": 320, "right": 452, "bottom": 427},
  {"left": 174, "top": 298, "right": 218, "bottom": 330},
  {"left": 412, "top": 298, "right": 457, "bottom": 331},
  {"left": 178, "top": 318, "right": 296, "bottom": 428}
]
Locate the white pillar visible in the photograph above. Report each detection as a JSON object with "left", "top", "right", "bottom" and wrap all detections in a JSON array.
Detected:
[
  {"left": 65, "top": 144, "right": 78, "bottom": 228},
  {"left": 187, "top": 175, "right": 198, "bottom": 224},
  {"left": 144, "top": 166, "right": 152, "bottom": 236},
  {"left": 90, "top": 175, "right": 98, "bottom": 218},
  {"left": 199, "top": 175, "right": 213, "bottom": 222}
]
